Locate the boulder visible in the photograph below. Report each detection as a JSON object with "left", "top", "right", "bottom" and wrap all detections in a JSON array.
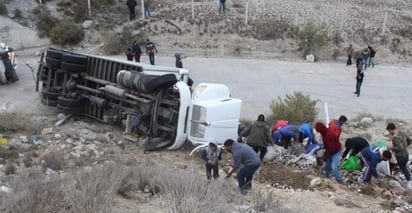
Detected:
[
  {"left": 41, "top": 127, "right": 53, "bottom": 135},
  {"left": 20, "top": 143, "right": 32, "bottom": 152},
  {"left": 310, "top": 177, "right": 322, "bottom": 188},
  {"left": 82, "top": 20, "right": 94, "bottom": 29},
  {"left": 306, "top": 54, "right": 315, "bottom": 62},
  {"left": 360, "top": 117, "right": 374, "bottom": 127}
]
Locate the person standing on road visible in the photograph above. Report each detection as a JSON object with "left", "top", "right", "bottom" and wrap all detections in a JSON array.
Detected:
[
  {"left": 144, "top": 0, "right": 151, "bottom": 18},
  {"left": 315, "top": 122, "right": 344, "bottom": 183},
  {"left": 387, "top": 123, "right": 412, "bottom": 181},
  {"left": 346, "top": 44, "right": 353, "bottom": 66},
  {"left": 368, "top": 46, "right": 376, "bottom": 68},
  {"left": 341, "top": 137, "right": 369, "bottom": 160},
  {"left": 145, "top": 39, "right": 157, "bottom": 65},
  {"left": 224, "top": 139, "right": 260, "bottom": 195},
  {"left": 238, "top": 114, "right": 272, "bottom": 161},
  {"left": 360, "top": 146, "right": 392, "bottom": 183},
  {"left": 361, "top": 48, "right": 370, "bottom": 71},
  {"left": 354, "top": 69, "right": 364, "bottom": 97},
  {"left": 132, "top": 41, "right": 142, "bottom": 62},
  {"left": 218, "top": 0, "right": 226, "bottom": 13},
  {"left": 328, "top": 115, "right": 347, "bottom": 139},
  {"left": 126, "top": 0, "right": 137, "bottom": 21}
]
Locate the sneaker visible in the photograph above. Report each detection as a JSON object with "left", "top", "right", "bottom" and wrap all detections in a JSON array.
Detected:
[
  {"left": 241, "top": 189, "right": 248, "bottom": 195},
  {"left": 336, "top": 179, "right": 345, "bottom": 185}
]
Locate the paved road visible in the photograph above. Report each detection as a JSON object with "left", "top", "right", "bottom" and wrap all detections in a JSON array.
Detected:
[{"left": 2, "top": 55, "right": 412, "bottom": 122}]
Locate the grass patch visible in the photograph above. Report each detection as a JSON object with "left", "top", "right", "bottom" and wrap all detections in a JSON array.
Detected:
[{"left": 0, "top": 0, "right": 8, "bottom": 16}]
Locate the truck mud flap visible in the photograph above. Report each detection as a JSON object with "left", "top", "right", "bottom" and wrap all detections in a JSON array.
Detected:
[{"left": 143, "top": 137, "right": 172, "bottom": 151}]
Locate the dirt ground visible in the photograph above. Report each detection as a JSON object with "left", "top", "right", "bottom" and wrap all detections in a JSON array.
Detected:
[{"left": 257, "top": 162, "right": 312, "bottom": 190}]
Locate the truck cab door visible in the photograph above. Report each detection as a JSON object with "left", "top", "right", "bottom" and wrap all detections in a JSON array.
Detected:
[{"left": 187, "top": 83, "right": 242, "bottom": 146}]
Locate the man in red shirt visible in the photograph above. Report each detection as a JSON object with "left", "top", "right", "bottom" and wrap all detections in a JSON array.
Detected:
[
  {"left": 328, "top": 115, "right": 347, "bottom": 139},
  {"left": 315, "top": 122, "right": 344, "bottom": 183}
]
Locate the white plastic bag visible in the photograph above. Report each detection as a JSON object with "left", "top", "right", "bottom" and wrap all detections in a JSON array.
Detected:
[
  {"left": 377, "top": 161, "right": 391, "bottom": 176},
  {"left": 264, "top": 145, "right": 284, "bottom": 161}
]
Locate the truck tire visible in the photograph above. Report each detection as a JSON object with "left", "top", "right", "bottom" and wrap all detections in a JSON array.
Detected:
[
  {"left": 57, "top": 96, "right": 83, "bottom": 107},
  {"left": 143, "top": 137, "right": 172, "bottom": 151},
  {"left": 45, "top": 57, "right": 61, "bottom": 68},
  {"left": 57, "top": 104, "right": 82, "bottom": 115},
  {"left": 41, "top": 88, "right": 60, "bottom": 100},
  {"left": 62, "top": 54, "right": 88, "bottom": 65},
  {"left": 47, "top": 49, "right": 64, "bottom": 59},
  {"left": 41, "top": 98, "right": 57, "bottom": 107},
  {"left": 61, "top": 62, "right": 86, "bottom": 73},
  {"left": 144, "top": 74, "right": 177, "bottom": 93}
]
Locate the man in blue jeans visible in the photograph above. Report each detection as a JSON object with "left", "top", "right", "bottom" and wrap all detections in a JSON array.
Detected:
[
  {"left": 224, "top": 139, "right": 260, "bottom": 195},
  {"left": 315, "top": 122, "right": 344, "bottom": 183},
  {"left": 219, "top": 0, "right": 226, "bottom": 13}
]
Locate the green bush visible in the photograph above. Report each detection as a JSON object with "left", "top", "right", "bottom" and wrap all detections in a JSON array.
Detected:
[
  {"left": 35, "top": 8, "right": 58, "bottom": 38},
  {"left": 0, "top": 0, "right": 7, "bottom": 16},
  {"left": 268, "top": 92, "right": 318, "bottom": 125},
  {"left": 50, "top": 20, "right": 84, "bottom": 45},
  {"left": 57, "top": 0, "right": 115, "bottom": 21},
  {"left": 14, "top": 8, "right": 22, "bottom": 18},
  {"left": 296, "top": 24, "right": 328, "bottom": 56}
]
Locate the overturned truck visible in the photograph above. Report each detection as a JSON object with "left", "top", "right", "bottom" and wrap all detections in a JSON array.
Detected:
[{"left": 36, "top": 48, "right": 241, "bottom": 151}]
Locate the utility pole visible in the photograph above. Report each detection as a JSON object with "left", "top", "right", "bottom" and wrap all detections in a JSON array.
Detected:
[
  {"left": 382, "top": 11, "right": 388, "bottom": 35},
  {"left": 87, "top": 0, "right": 92, "bottom": 18},
  {"left": 191, "top": 0, "right": 195, "bottom": 19},
  {"left": 245, "top": 0, "right": 249, "bottom": 25},
  {"left": 141, "top": 0, "right": 145, "bottom": 19}
]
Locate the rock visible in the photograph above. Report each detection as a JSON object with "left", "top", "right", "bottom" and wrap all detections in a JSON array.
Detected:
[
  {"left": 45, "top": 168, "right": 57, "bottom": 176},
  {"left": 82, "top": 20, "right": 94, "bottom": 29},
  {"left": 66, "top": 138, "right": 74, "bottom": 144},
  {"left": 105, "top": 132, "right": 114, "bottom": 143},
  {"left": 79, "top": 129, "right": 97, "bottom": 141},
  {"left": 41, "top": 127, "right": 53, "bottom": 135},
  {"left": 310, "top": 177, "right": 322, "bottom": 188},
  {"left": 333, "top": 198, "right": 361, "bottom": 208},
  {"left": 0, "top": 185, "right": 11, "bottom": 193},
  {"left": 54, "top": 133, "right": 62, "bottom": 139},
  {"left": 19, "top": 136, "right": 29, "bottom": 143},
  {"left": 20, "top": 143, "right": 33, "bottom": 152},
  {"left": 392, "top": 210, "right": 402, "bottom": 213},
  {"left": 57, "top": 113, "right": 66, "bottom": 120},
  {"left": 131, "top": 30, "right": 140, "bottom": 37},
  {"left": 143, "top": 184, "right": 152, "bottom": 193},
  {"left": 360, "top": 117, "right": 373, "bottom": 126},
  {"left": 389, "top": 180, "right": 404, "bottom": 191},
  {"left": 174, "top": 162, "right": 188, "bottom": 169},
  {"left": 306, "top": 54, "right": 315, "bottom": 62}
]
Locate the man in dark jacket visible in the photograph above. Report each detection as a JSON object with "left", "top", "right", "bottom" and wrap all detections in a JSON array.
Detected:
[
  {"left": 341, "top": 137, "right": 369, "bottom": 160},
  {"left": 126, "top": 0, "right": 137, "bottom": 21},
  {"left": 360, "top": 146, "right": 392, "bottom": 183},
  {"left": 346, "top": 44, "right": 353, "bottom": 66},
  {"left": 224, "top": 139, "right": 260, "bottom": 195},
  {"left": 354, "top": 69, "right": 364, "bottom": 97},
  {"left": 132, "top": 41, "right": 142, "bottom": 62},
  {"left": 387, "top": 123, "right": 412, "bottom": 181},
  {"left": 145, "top": 39, "right": 157, "bottom": 65},
  {"left": 367, "top": 46, "right": 376, "bottom": 68},
  {"left": 315, "top": 122, "right": 343, "bottom": 183},
  {"left": 238, "top": 114, "right": 272, "bottom": 161}
]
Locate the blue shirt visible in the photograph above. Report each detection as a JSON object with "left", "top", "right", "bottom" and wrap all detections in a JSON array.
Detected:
[
  {"left": 299, "top": 123, "right": 315, "bottom": 144},
  {"left": 231, "top": 142, "right": 260, "bottom": 169},
  {"left": 361, "top": 146, "right": 383, "bottom": 178},
  {"left": 272, "top": 125, "right": 298, "bottom": 144}
]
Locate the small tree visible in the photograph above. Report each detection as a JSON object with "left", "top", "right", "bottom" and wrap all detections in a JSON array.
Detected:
[
  {"left": 268, "top": 92, "right": 318, "bottom": 125},
  {"left": 296, "top": 24, "right": 328, "bottom": 56}
]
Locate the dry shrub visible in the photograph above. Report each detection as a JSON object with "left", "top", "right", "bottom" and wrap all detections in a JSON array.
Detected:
[
  {"left": 42, "top": 151, "right": 65, "bottom": 171},
  {"left": 34, "top": 7, "right": 58, "bottom": 38},
  {"left": 102, "top": 31, "right": 122, "bottom": 54},
  {"left": 63, "top": 164, "right": 127, "bottom": 213},
  {"left": 0, "top": 146, "right": 19, "bottom": 161},
  {"left": 0, "top": 113, "right": 42, "bottom": 132},
  {"left": 0, "top": 0, "right": 7, "bottom": 16},
  {"left": 3, "top": 163, "right": 16, "bottom": 175}
]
